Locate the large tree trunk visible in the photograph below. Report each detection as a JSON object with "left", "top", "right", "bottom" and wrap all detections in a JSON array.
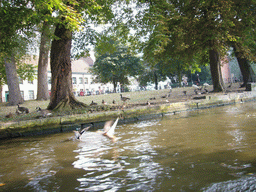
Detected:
[
  {"left": 113, "top": 78, "right": 117, "bottom": 93},
  {"left": 47, "top": 23, "right": 86, "bottom": 110},
  {"left": 154, "top": 71, "right": 158, "bottom": 90},
  {"left": 4, "top": 55, "right": 23, "bottom": 105},
  {"left": 0, "top": 85, "right": 2, "bottom": 102},
  {"left": 232, "top": 45, "right": 256, "bottom": 87},
  {"left": 209, "top": 49, "right": 225, "bottom": 92},
  {"left": 37, "top": 21, "right": 51, "bottom": 100}
]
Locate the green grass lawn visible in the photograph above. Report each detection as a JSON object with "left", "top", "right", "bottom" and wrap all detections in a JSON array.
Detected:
[{"left": 1, "top": 83, "right": 242, "bottom": 123}]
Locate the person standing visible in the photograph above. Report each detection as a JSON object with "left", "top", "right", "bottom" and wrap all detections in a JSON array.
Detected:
[{"left": 196, "top": 74, "right": 200, "bottom": 86}]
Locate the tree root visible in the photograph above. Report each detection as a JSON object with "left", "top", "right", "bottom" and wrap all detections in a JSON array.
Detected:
[{"left": 50, "top": 96, "right": 87, "bottom": 111}]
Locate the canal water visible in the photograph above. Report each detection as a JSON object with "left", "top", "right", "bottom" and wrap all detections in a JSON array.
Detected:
[{"left": 0, "top": 102, "right": 256, "bottom": 191}]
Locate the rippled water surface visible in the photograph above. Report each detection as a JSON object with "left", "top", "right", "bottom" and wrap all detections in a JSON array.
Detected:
[{"left": 1, "top": 102, "right": 256, "bottom": 191}]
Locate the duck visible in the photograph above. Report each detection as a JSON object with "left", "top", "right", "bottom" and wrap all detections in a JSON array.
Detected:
[
  {"left": 161, "top": 94, "right": 170, "bottom": 98},
  {"left": 17, "top": 104, "right": 29, "bottom": 114},
  {"left": 36, "top": 107, "right": 52, "bottom": 117},
  {"left": 102, "top": 99, "right": 107, "bottom": 105},
  {"left": 90, "top": 100, "right": 97, "bottom": 106},
  {"left": 149, "top": 97, "right": 156, "bottom": 100},
  {"left": 120, "top": 94, "right": 130, "bottom": 102},
  {"left": 5, "top": 112, "right": 13, "bottom": 118},
  {"left": 73, "top": 125, "right": 92, "bottom": 140},
  {"left": 112, "top": 99, "right": 116, "bottom": 104}
]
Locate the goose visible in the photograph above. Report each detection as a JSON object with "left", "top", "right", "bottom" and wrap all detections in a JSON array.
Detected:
[
  {"left": 112, "top": 99, "right": 116, "bottom": 104},
  {"left": 17, "top": 104, "right": 29, "bottom": 114},
  {"left": 73, "top": 125, "right": 92, "bottom": 140},
  {"left": 102, "top": 99, "right": 107, "bottom": 105},
  {"left": 36, "top": 107, "right": 52, "bottom": 117},
  {"left": 16, "top": 109, "right": 21, "bottom": 115},
  {"left": 90, "top": 100, "right": 97, "bottom": 106},
  {"left": 120, "top": 94, "right": 130, "bottom": 102}
]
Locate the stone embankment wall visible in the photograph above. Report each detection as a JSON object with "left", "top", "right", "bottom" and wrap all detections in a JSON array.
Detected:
[{"left": 1, "top": 91, "right": 255, "bottom": 139}]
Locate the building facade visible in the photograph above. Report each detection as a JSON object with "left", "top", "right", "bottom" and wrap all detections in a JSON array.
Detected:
[{"left": 1, "top": 57, "right": 114, "bottom": 102}]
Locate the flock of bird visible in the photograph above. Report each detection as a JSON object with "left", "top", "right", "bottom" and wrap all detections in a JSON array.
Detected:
[
  {"left": 5, "top": 84, "right": 210, "bottom": 120},
  {"left": 4, "top": 86, "right": 213, "bottom": 142}
]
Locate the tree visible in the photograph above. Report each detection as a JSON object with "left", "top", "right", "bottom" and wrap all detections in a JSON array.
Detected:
[
  {"left": 37, "top": 21, "right": 53, "bottom": 100},
  {"left": 232, "top": 44, "right": 256, "bottom": 87},
  {"left": 138, "top": 61, "right": 167, "bottom": 90},
  {"left": 0, "top": 56, "right": 6, "bottom": 103},
  {"left": 0, "top": 52, "right": 36, "bottom": 103},
  {"left": 134, "top": 0, "right": 256, "bottom": 92},
  {"left": 47, "top": 23, "right": 88, "bottom": 110},
  {"left": 47, "top": 0, "right": 118, "bottom": 110},
  {"left": 92, "top": 44, "right": 143, "bottom": 92},
  {"left": 0, "top": 1, "right": 37, "bottom": 105}
]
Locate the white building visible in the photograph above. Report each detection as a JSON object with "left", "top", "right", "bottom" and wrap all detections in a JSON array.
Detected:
[{"left": 1, "top": 56, "right": 115, "bottom": 102}]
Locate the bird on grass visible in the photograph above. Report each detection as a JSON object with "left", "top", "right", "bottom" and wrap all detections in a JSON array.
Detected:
[
  {"left": 102, "top": 100, "right": 107, "bottom": 105},
  {"left": 36, "top": 107, "right": 52, "bottom": 118},
  {"left": 73, "top": 125, "right": 92, "bottom": 140},
  {"left": 120, "top": 94, "right": 130, "bottom": 102},
  {"left": 161, "top": 94, "right": 171, "bottom": 98},
  {"left": 17, "top": 104, "right": 29, "bottom": 114},
  {"left": 90, "top": 100, "right": 97, "bottom": 106},
  {"left": 112, "top": 99, "right": 116, "bottom": 104}
]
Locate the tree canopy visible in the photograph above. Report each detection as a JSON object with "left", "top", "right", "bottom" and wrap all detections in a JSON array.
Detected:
[
  {"left": 92, "top": 41, "right": 143, "bottom": 92},
  {"left": 131, "top": 0, "right": 256, "bottom": 92}
]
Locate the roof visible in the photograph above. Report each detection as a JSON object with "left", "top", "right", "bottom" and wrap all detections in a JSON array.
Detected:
[
  {"left": 71, "top": 57, "right": 94, "bottom": 73},
  {"left": 22, "top": 55, "right": 94, "bottom": 73}
]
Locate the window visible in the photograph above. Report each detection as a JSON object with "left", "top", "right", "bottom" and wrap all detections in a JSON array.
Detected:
[
  {"left": 72, "top": 77, "right": 77, "bottom": 84},
  {"left": 79, "top": 77, "right": 83, "bottom": 84},
  {"left": 28, "top": 90, "right": 34, "bottom": 100},
  {"left": 20, "top": 91, "right": 24, "bottom": 99},
  {"left": 19, "top": 77, "right": 23, "bottom": 84},
  {"left": 48, "top": 77, "right": 51, "bottom": 84},
  {"left": 28, "top": 80, "right": 33, "bottom": 84},
  {"left": 84, "top": 77, "right": 88, "bottom": 84}
]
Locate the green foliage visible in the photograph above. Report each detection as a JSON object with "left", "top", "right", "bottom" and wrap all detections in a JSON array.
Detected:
[
  {"left": 16, "top": 59, "right": 36, "bottom": 82},
  {"left": 91, "top": 42, "right": 144, "bottom": 87},
  {"left": 132, "top": 0, "right": 256, "bottom": 74},
  {"left": 0, "top": 56, "right": 7, "bottom": 86}
]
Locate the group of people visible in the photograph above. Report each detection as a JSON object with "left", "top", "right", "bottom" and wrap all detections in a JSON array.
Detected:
[{"left": 182, "top": 74, "right": 200, "bottom": 87}]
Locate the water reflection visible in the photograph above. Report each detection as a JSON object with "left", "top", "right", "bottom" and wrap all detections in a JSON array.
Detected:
[{"left": 73, "top": 120, "right": 163, "bottom": 191}]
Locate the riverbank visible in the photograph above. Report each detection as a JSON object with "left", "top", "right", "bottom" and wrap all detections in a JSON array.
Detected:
[{"left": 1, "top": 83, "right": 255, "bottom": 139}]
